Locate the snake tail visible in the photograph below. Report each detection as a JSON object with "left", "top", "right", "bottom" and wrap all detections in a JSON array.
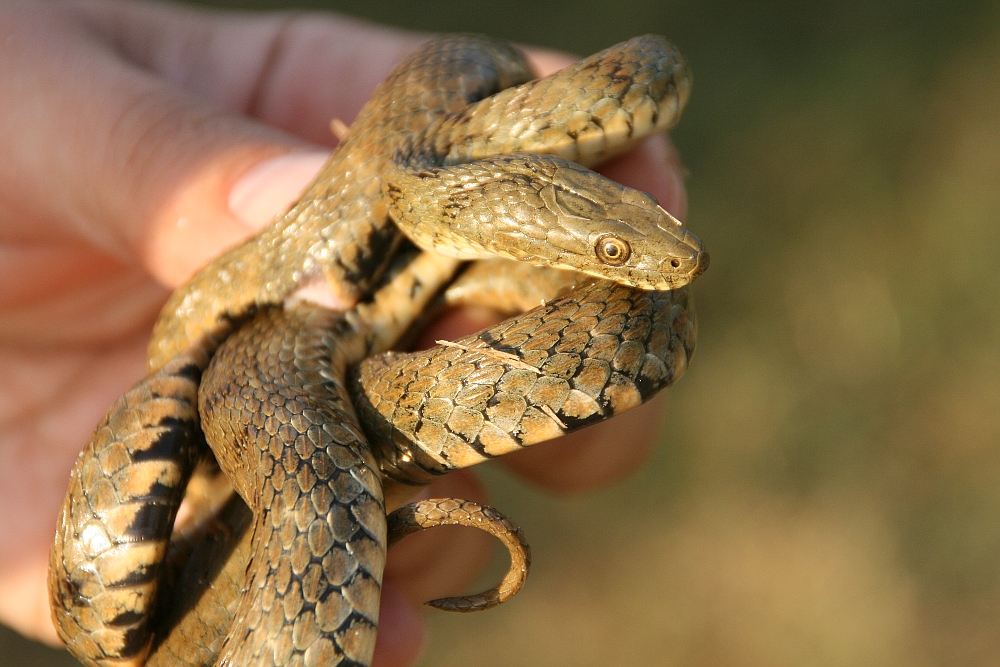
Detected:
[{"left": 387, "top": 498, "right": 530, "bottom": 612}]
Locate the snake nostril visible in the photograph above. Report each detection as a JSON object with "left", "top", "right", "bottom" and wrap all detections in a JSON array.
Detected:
[{"left": 670, "top": 258, "right": 681, "bottom": 268}]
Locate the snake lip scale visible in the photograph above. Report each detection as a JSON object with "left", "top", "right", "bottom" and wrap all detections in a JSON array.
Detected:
[{"left": 50, "top": 33, "right": 706, "bottom": 667}]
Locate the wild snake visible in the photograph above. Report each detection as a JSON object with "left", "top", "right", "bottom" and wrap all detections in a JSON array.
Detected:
[{"left": 49, "top": 33, "right": 707, "bottom": 666}]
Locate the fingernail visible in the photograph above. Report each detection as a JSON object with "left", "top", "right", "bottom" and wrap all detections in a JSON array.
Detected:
[{"left": 229, "top": 151, "right": 330, "bottom": 229}]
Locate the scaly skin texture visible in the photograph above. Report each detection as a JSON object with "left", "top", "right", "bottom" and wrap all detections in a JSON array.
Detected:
[
  {"left": 48, "top": 327, "right": 231, "bottom": 665},
  {"left": 386, "top": 499, "right": 531, "bottom": 613},
  {"left": 198, "top": 305, "right": 385, "bottom": 667},
  {"left": 356, "top": 278, "right": 695, "bottom": 485},
  {"left": 384, "top": 156, "right": 705, "bottom": 289},
  {"left": 147, "top": 33, "right": 703, "bottom": 370},
  {"left": 178, "top": 267, "right": 693, "bottom": 667},
  {"left": 49, "top": 34, "right": 705, "bottom": 667},
  {"left": 147, "top": 35, "right": 536, "bottom": 371}
]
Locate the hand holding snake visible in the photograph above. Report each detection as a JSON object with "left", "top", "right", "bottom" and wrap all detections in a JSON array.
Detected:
[{"left": 5, "top": 2, "right": 696, "bottom": 664}]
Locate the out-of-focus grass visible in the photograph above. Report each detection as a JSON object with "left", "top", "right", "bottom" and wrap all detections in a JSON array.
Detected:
[{"left": 8, "top": 0, "right": 1000, "bottom": 665}]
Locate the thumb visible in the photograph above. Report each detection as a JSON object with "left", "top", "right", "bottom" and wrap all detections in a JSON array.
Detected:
[{"left": 0, "top": 1, "right": 421, "bottom": 286}]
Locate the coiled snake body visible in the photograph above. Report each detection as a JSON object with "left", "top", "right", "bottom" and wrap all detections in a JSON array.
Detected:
[{"left": 49, "top": 34, "right": 707, "bottom": 666}]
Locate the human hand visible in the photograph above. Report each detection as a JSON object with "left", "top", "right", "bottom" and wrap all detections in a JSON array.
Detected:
[{"left": 0, "top": 1, "right": 687, "bottom": 665}]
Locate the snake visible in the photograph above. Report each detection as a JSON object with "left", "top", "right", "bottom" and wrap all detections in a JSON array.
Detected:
[{"left": 48, "top": 34, "right": 706, "bottom": 667}]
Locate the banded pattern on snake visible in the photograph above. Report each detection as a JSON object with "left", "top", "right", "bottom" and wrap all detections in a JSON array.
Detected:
[{"left": 49, "top": 34, "right": 706, "bottom": 667}]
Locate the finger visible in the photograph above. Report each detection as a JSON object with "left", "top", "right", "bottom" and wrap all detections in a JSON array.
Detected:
[
  {"left": 372, "top": 581, "right": 426, "bottom": 667},
  {"left": 0, "top": 335, "right": 151, "bottom": 644},
  {"left": 601, "top": 134, "right": 688, "bottom": 220},
  {"left": 74, "top": 1, "right": 424, "bottom": 144},
  {"left": 0, "top": 1, "right": 423, "bottom": 289},
  {"left": 525, "top": 47, "right": 576, "bottom": 78},
  {"left": 501, "top": 393, "right": 665, "bottom": 492},
  {"left": 0, "top": 551, "right": 61, "bottom": 645}
]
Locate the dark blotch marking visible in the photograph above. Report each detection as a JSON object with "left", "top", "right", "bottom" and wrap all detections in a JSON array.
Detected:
[
  {"left": 477, "top": 330, "right": 521, "bottom": 359},
  {"left": 116, "top": 624, "right": 151, "bottom": 659},
  {"left": 173, "top": 362, "right": 203, "bottom": 384},
  {"left": 634, "top": 371, "right": 671, "bottom": 398},
  {"left": 108, "top": 610, "right": 145, "bottom": 628},
  {"left": 338, "top": 227, "right": 402, "bottom": 286},
  {"left": 130, "top": 417, "right": 199, "bottom": 463},
  {"left": 125, "top": 501, "right": 177, "bottom": 540}
]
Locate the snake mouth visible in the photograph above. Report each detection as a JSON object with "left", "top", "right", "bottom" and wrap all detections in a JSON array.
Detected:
[{"left": 690, "top": 249, "right": 710, "bottom": 280}]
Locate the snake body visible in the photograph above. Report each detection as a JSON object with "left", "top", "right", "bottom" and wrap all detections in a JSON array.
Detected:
[{"left": 49, "top": 34, "right": 705, "bottom": 667}]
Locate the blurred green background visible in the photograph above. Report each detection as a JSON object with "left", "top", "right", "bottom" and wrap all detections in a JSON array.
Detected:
[{"left": 7, "top": 0, "right": 1000, "bottom": 665}]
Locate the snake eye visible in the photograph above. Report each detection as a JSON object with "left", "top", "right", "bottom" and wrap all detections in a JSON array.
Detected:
[{"left": 595, "top": 234, "right": 631, "bottom": 266}]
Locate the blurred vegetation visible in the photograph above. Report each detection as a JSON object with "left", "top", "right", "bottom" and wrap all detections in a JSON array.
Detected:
[{"left": 7, "top": 0, "right": 1000, "bottom": 664}]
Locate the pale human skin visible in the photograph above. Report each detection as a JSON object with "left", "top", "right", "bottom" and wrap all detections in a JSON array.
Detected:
[{"left": 0, "top": 1, "right": 687, "bottom": 665}]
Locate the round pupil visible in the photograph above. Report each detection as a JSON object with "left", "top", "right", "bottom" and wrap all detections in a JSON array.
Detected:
[{"left": 604, "top": 242, "right": 619, "bottom": 257}]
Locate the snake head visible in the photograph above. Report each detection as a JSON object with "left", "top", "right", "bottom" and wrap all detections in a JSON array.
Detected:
[
  {"left": 528, "top": 162, "right": 709, "bottom": 290},
  {"left": 387, "top": 154, "right": 708, "bottom": 290},
  {"left": 590, "top": 190, "right": 708, "bottom": 289}
]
